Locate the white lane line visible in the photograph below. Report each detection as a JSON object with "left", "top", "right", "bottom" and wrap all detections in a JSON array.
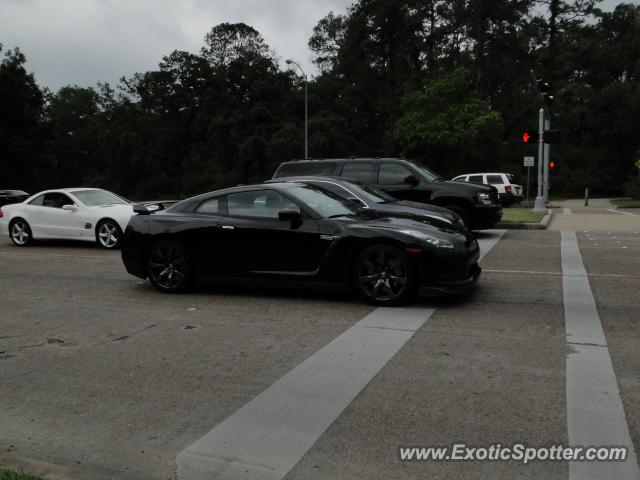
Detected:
[
  {"left": 563, "top": 208, "right": 573, "bottom": 215},
  {"left": 561, "top": 230, "right": 640, "bottom": 480},
  {"left": 177, "top": 236, "right": 506, "bottom": 480},
  {"left": 608, "top": 208, "right": 638, "bottom": 216},
  {"left": 176, "top": 307, "right": 435, "bottom": 480},
  {"left": 477, "top": 229, "right": 506, "bottom": 261}
]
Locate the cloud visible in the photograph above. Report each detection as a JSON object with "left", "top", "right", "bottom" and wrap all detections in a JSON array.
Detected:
[{"left": 1, "top": 0, "right": 352, "bottom": 91}]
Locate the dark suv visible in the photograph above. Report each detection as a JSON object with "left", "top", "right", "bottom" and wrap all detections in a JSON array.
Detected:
[{"left": 273, "top": 158, "right": 502, "bottom": 230}]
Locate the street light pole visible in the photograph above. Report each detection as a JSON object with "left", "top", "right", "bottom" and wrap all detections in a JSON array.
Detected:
[{"left": 286, "top": 59, "right": 309, "bottom": 159}]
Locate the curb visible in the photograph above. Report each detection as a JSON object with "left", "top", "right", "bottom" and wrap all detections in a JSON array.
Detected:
[
  {"left": 496, "top": 209, "right": 552, "bottom": 230},
  {"left": 0, "top": 453, "right": 114, "bottom": 480},
  {"left": 616, "top": 206, "right": 640, "bottom": 210}
]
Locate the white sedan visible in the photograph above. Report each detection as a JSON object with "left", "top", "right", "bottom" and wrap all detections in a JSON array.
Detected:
[{"left": 0, "top": 188, "right": 135, "bottom": 249}]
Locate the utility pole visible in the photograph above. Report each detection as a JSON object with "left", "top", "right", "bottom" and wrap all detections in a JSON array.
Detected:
[
  {"left": 533, "top": 108, "right": 546, "bottom": 212},
  {"left": 543, "top": 116, "right": 551, "bottom": 202}
]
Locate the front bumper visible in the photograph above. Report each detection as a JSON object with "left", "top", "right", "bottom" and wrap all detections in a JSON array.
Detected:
[
  {"left": 416, "top": 243, "right": 481, "bottom": 296},
  {"left": 420, "top": 263, "right": 481, "bottom": 296},
  {"left": 472, "top": 204, "right": 503, "bottom": 229}
]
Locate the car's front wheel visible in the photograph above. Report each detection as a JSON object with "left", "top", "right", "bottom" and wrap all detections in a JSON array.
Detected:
[
  {"left": 352, "top": 244, "right": 417, "bottom": 306},
  {"left": 9, "top": 218, "right": 33, "bottom": 247},
  {"left": 147, "top": 240, "right": 193, "bottom": 293},
  {"left": 96, "top": 220, "right": 122, "bottom": 249}
]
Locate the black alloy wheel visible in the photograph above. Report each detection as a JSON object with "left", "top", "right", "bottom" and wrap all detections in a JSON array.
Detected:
[
  {"left": 10, "top": 219, "right": 33, "bottom": 246},
  {"left": 147, "top": 240, "right": 192, "bottom": 293},
  {"left": 353, "top": 245, "right": 417, "bottom": 306}
]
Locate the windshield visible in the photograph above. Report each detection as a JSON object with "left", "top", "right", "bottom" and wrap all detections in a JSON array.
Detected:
[
  {"left": 409, "top": 162, "right": 442, "bottom": 182},
  {"left": 285, "top": 185, "right": 362, "bottom": 218},
  {"left": 73, "top": 190, "right": 129, "bottom": 206}
]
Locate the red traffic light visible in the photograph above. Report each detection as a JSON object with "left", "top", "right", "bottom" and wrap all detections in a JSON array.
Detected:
[
  {"left": 549, "top": 161, "right": 555, "bottom": 168},
  {"left": 522, "top": 131, "right": 539, "bottom": 144}
]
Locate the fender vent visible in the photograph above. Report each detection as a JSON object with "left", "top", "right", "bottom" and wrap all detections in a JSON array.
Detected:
[{"left": 84, "top": 223, "right": 92, "bottom": 230}]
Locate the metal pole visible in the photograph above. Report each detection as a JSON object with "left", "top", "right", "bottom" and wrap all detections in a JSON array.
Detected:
[
  {"left": 543, "top": 116, "right": 550, "bottom": 202},
  {"left": 304, "top": 76, "right": 308, "bottom": 159},
  {"left": 533, "top": 108, "right": 546, "bottom": 212},
  {"left": 526, "top": 166, "right": 530, "bottom": 203}
]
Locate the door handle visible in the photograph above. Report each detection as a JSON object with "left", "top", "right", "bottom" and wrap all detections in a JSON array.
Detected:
[{"left": 221, "top": 225, "right": 235, "bottom": 230}]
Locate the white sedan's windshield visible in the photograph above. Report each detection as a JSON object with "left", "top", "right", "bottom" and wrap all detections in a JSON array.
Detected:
[
  {"left": 73, "top": 190, "right": 129, "bottom": 206},
  {"left": 285, "top": 186, "right": 361, "bottom": 218}
]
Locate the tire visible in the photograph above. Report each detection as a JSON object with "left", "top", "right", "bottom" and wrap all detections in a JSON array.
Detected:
[
  {"left": 9, "top": 218, "right": 33, "bottom": 247},
  {"left": 352, "top": 244, "right": 417, "bottom": 306},
  {"left": 147, "top": 240, "right": 193, "bottom": 293},
  {"left": 95, "top": 219, "right": 123, "bottom": 249},
  {"left": 444, "top": 205, "right": 472, "bottom": 230}
]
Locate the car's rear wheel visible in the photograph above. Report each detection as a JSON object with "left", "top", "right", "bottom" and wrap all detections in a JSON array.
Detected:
[
  {"left": 96, "top": 220, "right": 122, "bottom": 249},
  {"left": 10, "top": 218, "right": 33, "bottom": 247},
  {"left": 147, "top": 240, "right": 193, "bottom": 293},
  {"left": 352, "top": 244, "right": 417, "bottom": 306}
]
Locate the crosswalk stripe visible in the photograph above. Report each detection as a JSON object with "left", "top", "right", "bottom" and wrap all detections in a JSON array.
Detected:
[{"left": 561, "top": 230, "right": 640, "bottom": 480}]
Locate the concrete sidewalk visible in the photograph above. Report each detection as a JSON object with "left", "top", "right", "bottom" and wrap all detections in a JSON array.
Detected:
[{"left": 549, "top": 199, "right": 640, "bottom": 231}]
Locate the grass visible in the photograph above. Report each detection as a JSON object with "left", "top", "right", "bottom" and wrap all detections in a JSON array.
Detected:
[
  {"left": 610, "top": 198, "right": 640, "bottom": 207},
  {"left": 0, "top": 470, "right": 43, "bottom": 480},
  {"left": 500, "top": 208, "right": 546, "bottom": 224}
]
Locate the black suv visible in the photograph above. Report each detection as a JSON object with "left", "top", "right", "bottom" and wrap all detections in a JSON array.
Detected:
[{"left": 273, "top": 158, "right": 502, "bottom": 230}]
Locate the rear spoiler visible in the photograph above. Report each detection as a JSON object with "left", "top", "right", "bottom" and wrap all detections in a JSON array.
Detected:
[{"left": 133, "top": 200, "right": 178, "bottom": 215}]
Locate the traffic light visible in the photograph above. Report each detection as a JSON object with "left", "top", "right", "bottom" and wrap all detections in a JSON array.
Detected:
[
  {"left": 549, "top": 161, "right": 556, "bottom": 169},
  {"left": 543, "top": 129, "right": 561, "bottom": 144},
  {"left": 537, "top": 79, "right": 554, "bottom": 106},
  {"left": 522, "top": 130, "right": 539, "bottom": 144}
]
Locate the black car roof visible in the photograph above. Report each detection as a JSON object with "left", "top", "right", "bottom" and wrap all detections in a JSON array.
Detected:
[{"left": 169, "top": 182, "right": 306, "bottom": 211}]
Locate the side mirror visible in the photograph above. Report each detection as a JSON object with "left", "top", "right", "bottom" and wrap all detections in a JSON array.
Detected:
[
  {"left": 278, "top": 210, "right": 302, "bottom": 223},
  {"left": 62, "top": 204, "right": 77, "bottom": 211},
  {"left": 404, "top": 175, "right": 419, "bottom": 187}
]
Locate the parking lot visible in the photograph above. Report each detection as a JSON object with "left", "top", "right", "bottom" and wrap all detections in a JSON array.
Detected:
[{"left": 2, "top": 209, "right": 640, "bottom": 480}]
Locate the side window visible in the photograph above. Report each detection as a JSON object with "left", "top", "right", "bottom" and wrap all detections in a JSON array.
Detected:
[
  {"left": 341, "top": 162, "right": 375, "bottom": 183},
  {"left": 378, "top": 163, "right": 414, "bottom": 185},
  {"left": 195, "top": 198, "right": 220, "bottom": 215},
  {"left": 29, "top": 194, "right": 45, "bottom": 206},
  {"left": 452, "top": 176, "right": 465, "bottom": 182},
  {"left": 227, "top": 190, "right": 300, "bottom": 219},
  {"left": 42, "top": 193, "right": 74, "bottom": 208},
  {"left": 468, "top": 175, "right": 484, "bottom": 184},
  {"left": 486, "top": 175, "right": 504, "bottom": 185}
]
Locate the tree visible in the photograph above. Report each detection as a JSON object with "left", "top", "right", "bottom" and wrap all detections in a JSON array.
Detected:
[
  {"left": 0, "top": 45, "right": 49, "bottom": 191},
  {"left": 394, "top": 68, "right": 503, "bottom": 173}
]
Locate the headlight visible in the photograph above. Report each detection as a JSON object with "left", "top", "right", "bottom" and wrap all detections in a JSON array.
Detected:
[
  {"left": 398, "top": 229, "right": 455, "bottom": 249},
  {"left": 476, "top": 192, "right": 492, "bottom": 205}
]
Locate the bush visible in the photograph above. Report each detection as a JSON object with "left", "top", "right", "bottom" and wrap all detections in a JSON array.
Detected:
[{"left": 623, "top": 176, "right": 640, "bottom": 199}]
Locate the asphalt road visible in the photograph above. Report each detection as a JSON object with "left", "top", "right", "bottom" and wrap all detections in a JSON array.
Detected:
[{"left": 1, "top": 221, "right": 639, "bottom": 479}]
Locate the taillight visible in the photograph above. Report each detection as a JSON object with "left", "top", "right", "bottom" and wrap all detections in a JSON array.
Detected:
[
  {"left": 0, "top": 208, "right": 3, "bottom": 219},
  {"left": 505, "top": 185, "right": 512, "bottom": 193}
]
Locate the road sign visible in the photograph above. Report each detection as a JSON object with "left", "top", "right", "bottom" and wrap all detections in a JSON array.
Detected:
[{"left": 524, "top": 156, "right": 535, "bottom": 167}]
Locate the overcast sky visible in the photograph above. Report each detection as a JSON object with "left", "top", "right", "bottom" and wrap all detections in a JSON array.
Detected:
[{"left": 0, "top": 0, "right": 628, "bottom": 92}]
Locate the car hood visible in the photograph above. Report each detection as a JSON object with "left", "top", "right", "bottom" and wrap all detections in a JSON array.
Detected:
[
  {"left": 388, "top": 200, "right": 462, "bottom": 224},
  {"left": 335, "top": 212, "right": 474, "bottom": 249}
]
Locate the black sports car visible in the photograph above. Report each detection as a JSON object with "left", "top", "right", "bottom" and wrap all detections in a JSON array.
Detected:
[
  {"left": 266, "top": 176, "right": 467, "bottom": 229},
  {"left": 121, "top": 182, "right": 481, "bottom": 305}
]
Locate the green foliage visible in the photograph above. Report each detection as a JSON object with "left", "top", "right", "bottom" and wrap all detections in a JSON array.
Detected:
[
  {"left": 2, "top": 2, "right": 640, "bottom": 198},
  {"left": 0, "top": 469, "right": 43, "bottom": 480},
  {"left": 623, "top": 176, "right": 640, "bottom": 199},
  {"left": 394, "top": 68, "right": 503, "bottom": 150}
]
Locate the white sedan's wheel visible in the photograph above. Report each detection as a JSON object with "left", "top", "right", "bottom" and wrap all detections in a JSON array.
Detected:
[
  {"left": 10, "top": 219, "right": 33, "bottom": 246},
  {"left": 96, "top": 221, "right": 122, "bottom": 249}
]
